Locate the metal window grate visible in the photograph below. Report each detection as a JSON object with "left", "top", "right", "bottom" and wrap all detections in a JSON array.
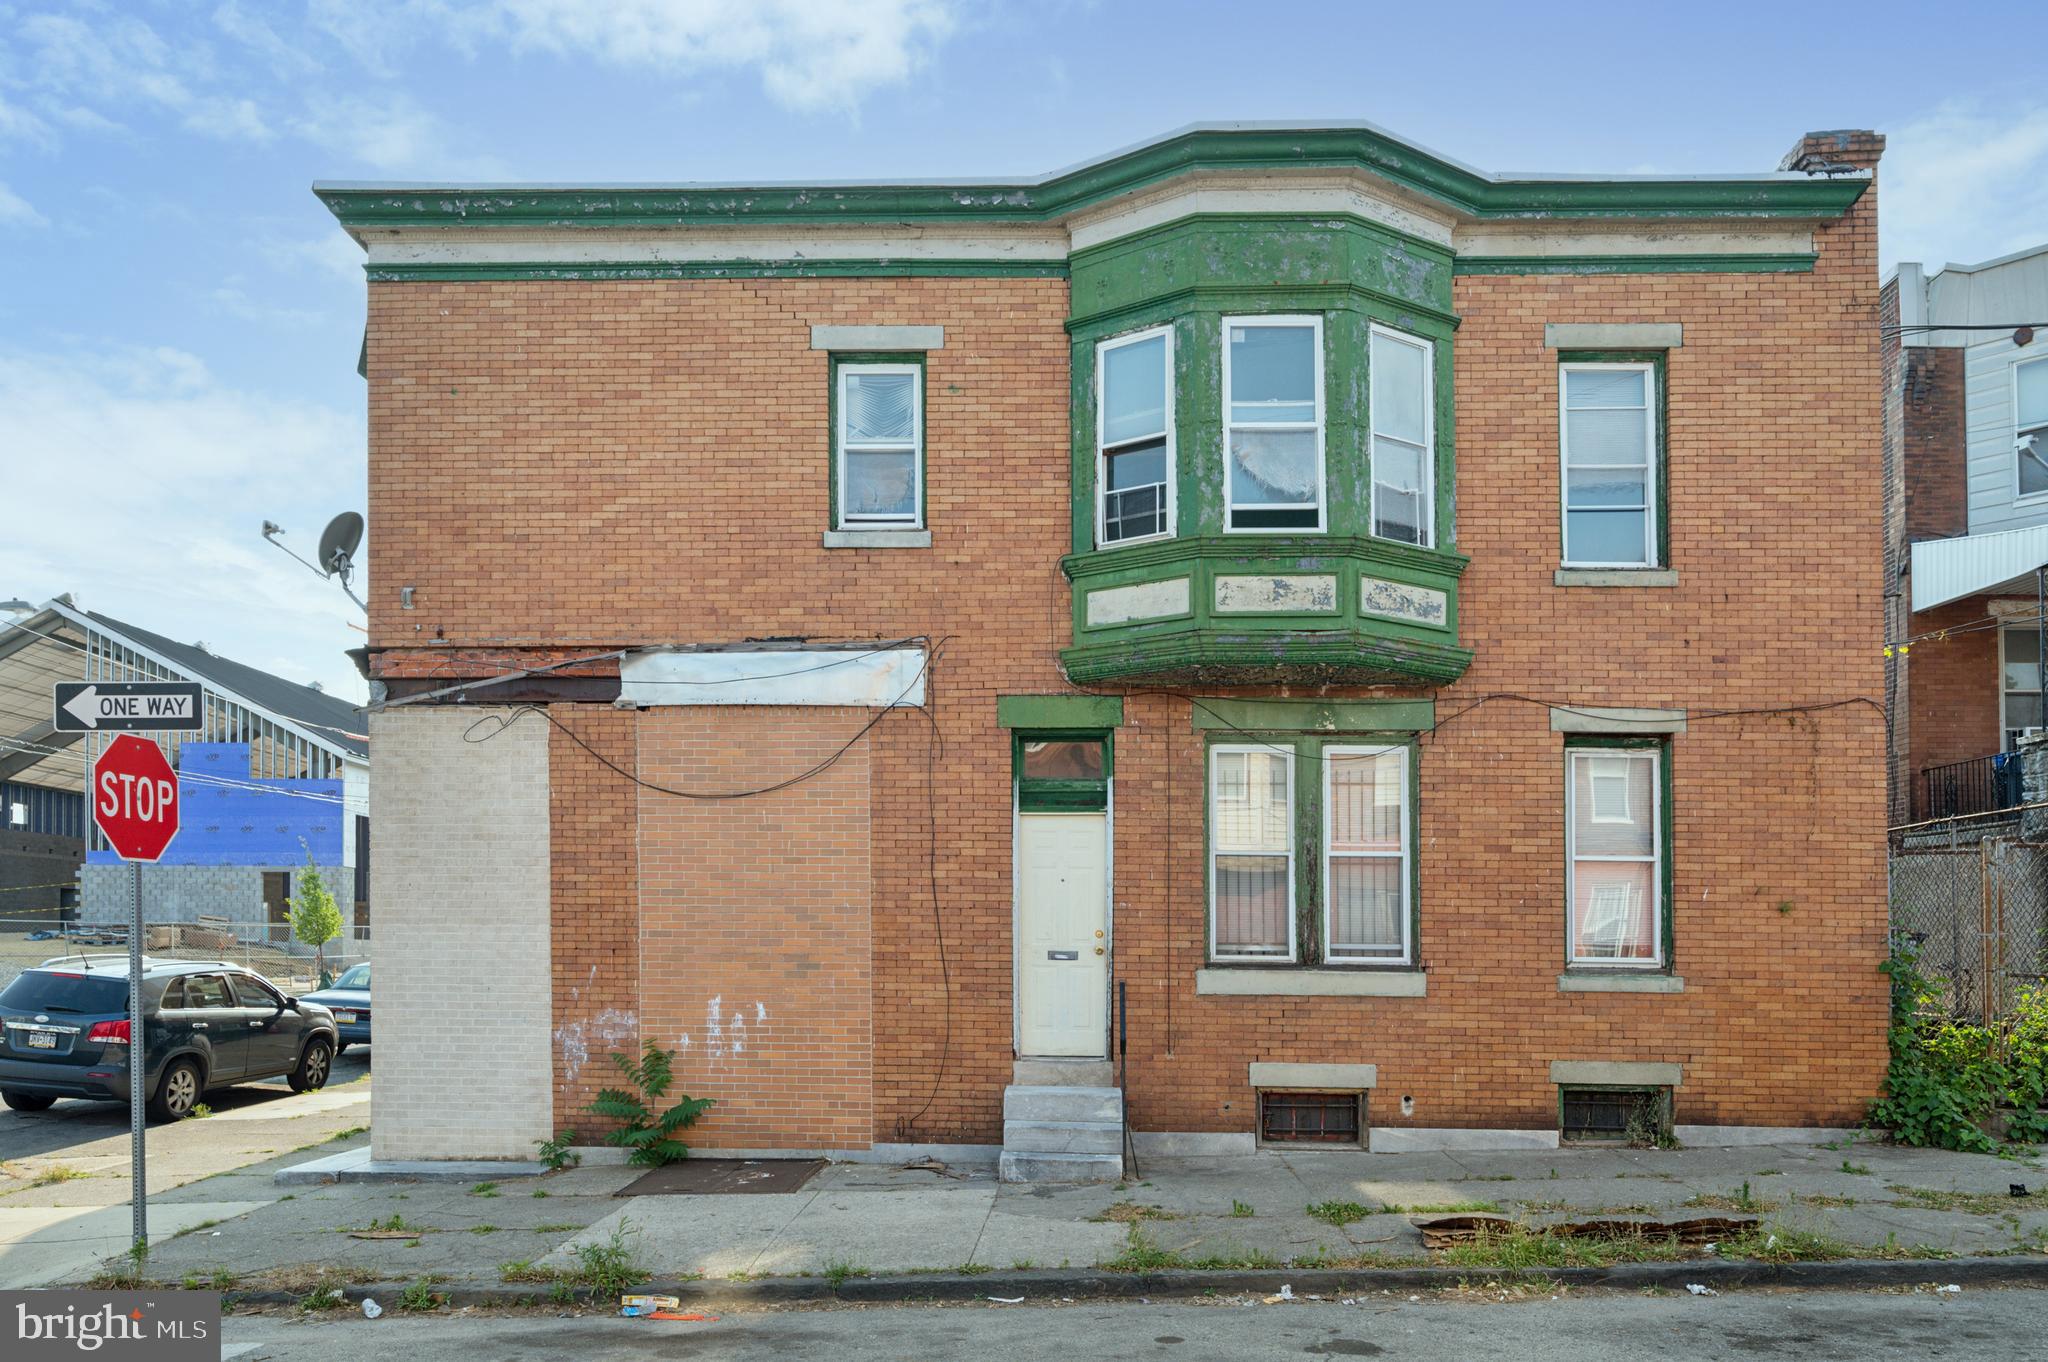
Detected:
[
  {"left": 1560, "top": 1086, "right": 1666, "bottom": 1143},
  {"left": 1259, "top": 1091, "right": 1361, "bottom": 1145}
]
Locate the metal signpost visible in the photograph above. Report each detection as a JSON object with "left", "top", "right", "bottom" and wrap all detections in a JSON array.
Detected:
[{"left": 62, "top": 701, "right": 188, "bottom": 1263}]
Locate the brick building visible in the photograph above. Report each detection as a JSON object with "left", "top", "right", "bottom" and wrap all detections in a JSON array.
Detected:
[
  {"left": 327, "top": 122, "right": 1889, "bottom": 1174},
  {"left": 1884, "top": 243, "right": 2048, "bottom": 828}
]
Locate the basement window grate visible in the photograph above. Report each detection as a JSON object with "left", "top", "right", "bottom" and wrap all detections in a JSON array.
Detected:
[
  {"left": 1559, "top": 1086, "right": 1670, "bottom": 1144},
  {"left": 1259, "top": 1091, "right": 1362, "bottom": 1145}
]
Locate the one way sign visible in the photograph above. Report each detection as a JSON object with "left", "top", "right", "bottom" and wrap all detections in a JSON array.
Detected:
[{"left": 53, "top": 682, "right": 204, "bottom": 733}]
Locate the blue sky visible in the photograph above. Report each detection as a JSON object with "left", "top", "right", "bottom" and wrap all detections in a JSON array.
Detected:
[{"left": 4, "top": 0, "right": 2047, "bottom": 703}]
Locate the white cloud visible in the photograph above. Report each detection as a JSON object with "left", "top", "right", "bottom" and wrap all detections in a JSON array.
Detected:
[
  {"left": 293, "top": 92, "right": 505, "bottom": 177},
  {"left": 8, "top": 10, "right": 275, "bottom": 145},
  {"left": 312, "top": 0, "right": 959, "bottom": 114},
  {"left": 0, "top": 181, "right": 46, "bottom": 227},
  {"left": 0, "top": 91, "right": 55, "bottom": 148},
  {"left": 261, "top": 231, "right": 368, "bottom": 287},
  {"left": 1883, "top": 100, "right": 2048, "bottom": 273},
  {"left": 0, "top": 345, "right": 368, "bottom": 700}
]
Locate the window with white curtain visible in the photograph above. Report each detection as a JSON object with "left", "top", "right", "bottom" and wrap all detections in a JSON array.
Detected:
[
  {"left": 1323, "top": 746, "right": 1411, "bottom": 962},
  {"left": 1369, "top": 326, "right": 1433, "bottom": 547},
  {"left": 1560, "top": 362, "right": 1657, "bottom": 567},
  {"left": 1098, "top": 327, "right": 1173, "bottom": 544},
  {"left": 1566, "top": 747, "right": 1662, "bottom": 966},
  {"left": 1223, "top": 316, "right": 1324, "bottom": 531},
  {"left": 837, "top": 362, "right": 922, "bottom": 527},
  {"left": 1209, "top": 745, "right": 1295, "bottom": 960},
  {"left": 2016, "top": 355, "right": 2048, "bottom": 500}
]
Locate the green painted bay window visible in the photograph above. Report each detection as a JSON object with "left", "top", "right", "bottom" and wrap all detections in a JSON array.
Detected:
[
  {"left": 1223, "top": 315, "right": 1325, "bottom": 533},
  {"left": 1097, "top": 325, "right": 1174, "bottom": 545}
]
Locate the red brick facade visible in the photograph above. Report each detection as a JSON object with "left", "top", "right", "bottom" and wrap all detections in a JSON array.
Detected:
[{"left": 363, "top": 146, "right": 1890, "bottom": 1146}]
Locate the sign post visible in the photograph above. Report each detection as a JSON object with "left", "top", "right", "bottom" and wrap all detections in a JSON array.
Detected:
[{"left": 86, "top": 731, "right": 184, "bottom": 1266}]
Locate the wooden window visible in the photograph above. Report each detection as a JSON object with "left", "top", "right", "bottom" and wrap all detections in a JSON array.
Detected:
[{"left": 1223, "top": 316, "right": 1324, "bottom": 532}]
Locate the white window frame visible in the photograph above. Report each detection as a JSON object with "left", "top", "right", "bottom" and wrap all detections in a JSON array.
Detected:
[
  {"left": 1321, "top": 744, "right": 1411, "bottom": 966},
  {"left": 1559, "top": 361, "right": 1658, "bottom": 569},
  {"left": 2000, "top": 625, "right": 2044, "bottom": 749},
  {"left": 1222, "top": 314, "right": 1326, "bottom": 534},
  {"left": 835, "top": 361, "right": 923, "bottom": 530},
  {"left": 1565, "top": 747, "right": 1664, "bottom": 969},
  {"left": 1208, "top": 743, "right": 1297, "bottom": 963},
  {"left": 2012, "top": 353, "right": 2048, "bottom": 506},
  {"left": 1095, "top": 325, "right": 1176, "bottom": 548},
  {"left": 1368, "top": 324, "right": 1435, "bottom": 549}
]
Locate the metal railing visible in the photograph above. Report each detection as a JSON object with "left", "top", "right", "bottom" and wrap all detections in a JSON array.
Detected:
[
  {"left": 0, "top": 917, "right": 370, "bottom": 993},
  {"left": 1919, "top": 752, "right": 2026, "bottom": 821}
]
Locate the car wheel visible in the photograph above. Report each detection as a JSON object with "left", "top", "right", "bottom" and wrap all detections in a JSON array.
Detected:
[
  {"left": 2, "top": 1090, "right": 56, "bottom": 1113},
  {"left": 289, "top": 1038, "right": 333, "bottom": 1093},
  {"left": 147, "top": 1060, "right": 202, "bottom": 1123}
]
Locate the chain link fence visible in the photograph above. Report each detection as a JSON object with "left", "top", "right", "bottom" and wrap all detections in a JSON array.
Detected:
[
  {"left": 1889, "top": 835, "right": 2048, "bottom": 1021},
  {"left": 0, "top": 917, "right": 370, "bottom": 994}
]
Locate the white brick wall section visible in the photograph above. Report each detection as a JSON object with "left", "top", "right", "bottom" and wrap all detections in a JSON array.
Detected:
[{"left": 369, "top": 706, "right": 551, "bottom": 1162}]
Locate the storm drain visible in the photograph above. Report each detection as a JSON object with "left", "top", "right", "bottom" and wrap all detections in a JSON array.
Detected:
[{"left": 616, "top": 1158, "right": 825, "bottom": 1197}]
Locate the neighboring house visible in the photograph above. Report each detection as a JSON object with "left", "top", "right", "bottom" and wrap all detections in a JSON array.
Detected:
[
  {"left": 0, "top": 597, "right": 370, "bottom": 929},
  {"left": 328, "top": 123, "right": 1887, "bottom": 1173},
  {"left": 1884, "top": 246, "right": 2048, "bottom": 826}
]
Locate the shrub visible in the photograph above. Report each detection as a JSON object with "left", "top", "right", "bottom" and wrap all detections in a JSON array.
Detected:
[
  {"left": 1869, "top": 943, "right": 2048, "bottom": 1151},
  {"left": 585, "top": 1042, "right": 713, "bottom": 1167}
]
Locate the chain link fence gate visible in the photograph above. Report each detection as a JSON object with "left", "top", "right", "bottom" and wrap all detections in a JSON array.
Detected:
[{"left": 1889, "top": 833, "right": 2048, "bottom": 1021}]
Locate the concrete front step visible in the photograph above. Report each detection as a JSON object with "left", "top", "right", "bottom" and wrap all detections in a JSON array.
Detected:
[
  {"left": 1001, "top": 1119, "right": 1123, "bottom": 1155},
  {"left": 997, "top": 1149, "right": 1125, "bottom": 1184},
  {"left": 1012, "top": 1058, "right": 1115, "bottom": 1087},
  {"left": 1001, "top": 1085, "right": 1122, "bottom": 1124}
]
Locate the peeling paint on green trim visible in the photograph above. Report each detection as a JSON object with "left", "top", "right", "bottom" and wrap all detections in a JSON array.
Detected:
[
  {"left": 1452, "top": 253, "right": 1817, "bottom": 276},
  {"left": 1188, "top": 698, "right": 1435, "bottom": 733},
  {"left": 1060, "top": 628, "right": 1473, "bottom": 687},
  {"left": 364, "top": 259, "right": 1070, "bottom": 282},
  {"left": 316, "top": 126, "right": 1868, "bottom": 232},
  {"left": 997, "top": 695, "right": 1125, "bottom": 729}
]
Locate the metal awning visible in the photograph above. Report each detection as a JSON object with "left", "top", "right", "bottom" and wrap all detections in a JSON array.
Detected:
[{"left": 1911, "top": 525, "right": 2048, "bottom": 612}]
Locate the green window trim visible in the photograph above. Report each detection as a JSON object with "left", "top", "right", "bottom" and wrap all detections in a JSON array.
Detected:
[
  {"left": 1558, "top": 350, "right": 1667, "bottom": 571},
  {"left": 1203, "top": 731, "right": 1423, "bottom": 970},
  {"left": 1562, "top": 735, "right": 1676, "bottom": 972},
  {"left": 1014, "top": 731, "right": 1113, "bottom": 813},
  {"left": 829, "top": 352, "right": 926, "bottom": 532},
  {"left": 997, "top": 695, "right": 1124, "bottom": 729}
]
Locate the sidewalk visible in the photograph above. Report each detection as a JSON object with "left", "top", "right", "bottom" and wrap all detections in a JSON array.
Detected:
[{"left": 112, "top": 1135, "right": 2048, "bottom": 1297}]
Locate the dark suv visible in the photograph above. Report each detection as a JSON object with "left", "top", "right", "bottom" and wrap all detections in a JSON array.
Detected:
[{"left": 0, "top": 959, "right": 339, "bottom": 1121}]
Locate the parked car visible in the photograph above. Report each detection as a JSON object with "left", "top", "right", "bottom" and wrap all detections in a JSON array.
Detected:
[
  {"left": 0, "top": 960, "right": 338, "bottom": 1121},
  {"left": 297, "top": 963, "right": 370, "bottom": 1053}
]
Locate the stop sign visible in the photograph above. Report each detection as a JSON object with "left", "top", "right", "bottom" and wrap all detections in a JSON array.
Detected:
[{"left": 93, "top": 734, "right": 180, "bottom": 862}]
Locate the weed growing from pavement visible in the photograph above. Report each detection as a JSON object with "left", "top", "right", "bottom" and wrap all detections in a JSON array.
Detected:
[
  {"left": 1682, "top": 1182, "right": 1776, "bottom": 1213},
  {"left": 1306, "top": 1200, "right": 1370, "bottom": 1225},
  {"left": 470, "top": 1182, "right": 500, "bottom": 1198},
  {"left": 298, "top": 1279, "right": 348, "bottom": 1312},
  {"left": 535, "top": 1131, "right": 582, "bottom": 1171},
  {"left": 1798, "top": 1194, "right": 1860, "bottom": 1208},
  {"left": 189, "top": 1104, "right": 213, "bottom": 1120},
  {"left": 1380, "top": 1200, "right": 1501, "bottom": 1215},
  {"left": 1091, "top": 1201, "right": 1179, "bottom": 1224},
  {"left": 1839, "top": 1159, "right": 1872, "bottom": 1175},
  {"left": 1887, "top": 1185, "right": 2039, "bottom": 1215},
  {"left": 956, "top": 1262, "right": 993, "bottom": 1276},
  {"left": 822, "top": 1257, "right": 868, "bottom": 1287},
  {"left": 30, "top": 1165, "right": 90, "bottom": 1187},
  {"left": 1435, "top": 1225, "right": 1691, "bottom": 1270},
  {"left": 533, "top": 1223, "right": 578, "bottom": 1233},
  {"left": 531, "top": 1190, "right": 549, "bottom": 1199},
  {"left": 1230, "top": 1199, "right": 1255, "bottom": 1218},
  {"left": 469, "top": 1225, "right": 498, "bottom": 1235},
  {"left": 1010, "top": 1260, "right": 1036, "bottom": 1270},
  {"left": 398, "top": 1280, "right": 446, "bottom": 1312},
  {"left": 331, "top": 1126, "right": 368, "bottom": 1142}
]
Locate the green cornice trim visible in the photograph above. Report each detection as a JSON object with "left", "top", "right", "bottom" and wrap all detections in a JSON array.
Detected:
[
  {"left": 317, "top": 127, "right": 1868, "bottom": 232},
  {"left": 1453, "top": 253, "right": 1817, "bottom": 276},
  {"left": 997, "top": 695, "right": 1125, "bottom": 729},
  {"left": 365, "top": 259, "right": 1069, "bottom": 282},
  {"left": 1188, "top": 698, "right": 1436, "bottom": 734},
  {"left": 1060, "top": 628, "right": 1474, "bottom": 687},
  {"left": 1067, "top": 281, "right": 1459, "bottom": 335}
]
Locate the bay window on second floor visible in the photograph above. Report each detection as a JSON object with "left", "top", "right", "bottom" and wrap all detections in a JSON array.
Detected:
[{"left": 1223, "top": 315, "right": 1326, "bottom": 533}]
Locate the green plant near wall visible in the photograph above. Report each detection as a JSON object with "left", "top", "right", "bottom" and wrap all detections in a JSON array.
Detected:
[
  {"left": 1869, "top": 942, "right": 2048, "bottom": 1150},
  {"left": 584, "top": 1042, "right": 714, "bottom": 1167},
  {"left": 287, "top": 846, "right": 343, "bottom": 986}
]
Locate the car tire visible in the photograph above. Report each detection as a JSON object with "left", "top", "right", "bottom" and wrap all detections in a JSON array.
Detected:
[
  {"left": 2, "top": 1090, "right": 56, "bottom": 1113},
  {"left": 334, "top": 1044, "right": 348, "bottom": 1057},
  {"left": 289, "top": 1038, "right": 333, "bottom": 1093},
  {"left": 147, "top": 1059, "right": 202, "bottom": 1123}
]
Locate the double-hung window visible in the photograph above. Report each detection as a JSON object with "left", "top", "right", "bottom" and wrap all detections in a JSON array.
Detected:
[
  {"left": 2002, "top": 627, "right": 2043, "bottom": 749},
  {"left": 1097, "top": 326, "right": 1173, "bottom": 545},
  {"left": 1224, "top": 316, "right": 1324, "bottom": 531},
  {"left": 2016, "top": 355, "right": 2048, "bottom": 501},
  {"left": 1209, "top": 739, "right": 1415, "bottom": 966},
  {"left": 1560, "top": 362, "right": 1657, "bottom": 567},
  {"left": 1565, "top": 747, "right": 1663, "bottom": 967},
  {"left": 836, "top": 362, "right": 922, "bottom": 529},
  {"left": 1369, "top": 326, "right": 1434, "bottom": 547}
]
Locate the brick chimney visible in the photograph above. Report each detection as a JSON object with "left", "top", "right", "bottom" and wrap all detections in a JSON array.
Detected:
[{"left": 1779, "top": 129, "right": 1885, "bottom": 174}]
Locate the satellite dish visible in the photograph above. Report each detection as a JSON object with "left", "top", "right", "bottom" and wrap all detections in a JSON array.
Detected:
[{"left": 318, "top": 512, "right": 365, "bottom": 579}]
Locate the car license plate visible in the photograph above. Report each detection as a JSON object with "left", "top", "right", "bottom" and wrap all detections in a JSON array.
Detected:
[
  {"left": 333, "top": 1011, "right": 356, "bottom": 1024},
  {"left": 26, "top": 1030, "right": 57, "bottom": 1049}
]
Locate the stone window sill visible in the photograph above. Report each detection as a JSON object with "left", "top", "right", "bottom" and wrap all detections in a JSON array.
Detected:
[
  {"left": 1558, "top": 972, "right": 1684, "bottom": 994},
  {"left": 1196, "top": 968, "right": 1426, "bottom": 997},
  {"left": 1554, "top": 568, "right": 1678, "bottom": 588},
  {"left": 823, "top": 529, "right": 931, "bottom": 550}
]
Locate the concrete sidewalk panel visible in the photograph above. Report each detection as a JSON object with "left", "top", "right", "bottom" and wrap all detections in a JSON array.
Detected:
[{"left": 750, "top": 1187, "right": 996, "bottom": 1275}]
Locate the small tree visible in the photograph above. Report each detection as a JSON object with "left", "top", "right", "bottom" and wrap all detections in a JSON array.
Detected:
[{"left": 288, "top": 849, "right": 344, "bottom": 985}]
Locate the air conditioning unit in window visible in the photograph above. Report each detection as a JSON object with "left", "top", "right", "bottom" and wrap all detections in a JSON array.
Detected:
[{"left": 6, "top": 802, "right": 25, "bottom": 828}]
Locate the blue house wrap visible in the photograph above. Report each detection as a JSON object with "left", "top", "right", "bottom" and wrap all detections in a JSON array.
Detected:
[{"left": 87, "top": 743, "right": 343, "bottom": 866}]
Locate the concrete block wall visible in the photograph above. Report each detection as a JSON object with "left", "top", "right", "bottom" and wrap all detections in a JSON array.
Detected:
[
  {"left": 78, "top": 863, "right": 347, "bottom": 926},
  {"left": 369, "top": 705, "right": 551, "bottom": 1162}
]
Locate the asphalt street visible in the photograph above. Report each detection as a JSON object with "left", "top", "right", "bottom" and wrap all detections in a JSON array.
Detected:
[{"left": 218, "top": 1286, "right": 2035, "bottom": 1361}]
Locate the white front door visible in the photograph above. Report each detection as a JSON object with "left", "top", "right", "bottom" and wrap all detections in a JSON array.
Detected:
[{"left": 1017, "top": 813, "right": 1109, "bottom": 1057}]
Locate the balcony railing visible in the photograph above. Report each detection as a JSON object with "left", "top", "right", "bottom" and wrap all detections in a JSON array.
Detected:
[{"left": 1919, "top": 752, "right": 2026, "bottom": 821}]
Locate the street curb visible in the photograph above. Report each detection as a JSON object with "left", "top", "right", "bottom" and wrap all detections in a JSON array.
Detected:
[{"left": 226, "top": 1253, "right": 2048, "bottom": 1311}]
